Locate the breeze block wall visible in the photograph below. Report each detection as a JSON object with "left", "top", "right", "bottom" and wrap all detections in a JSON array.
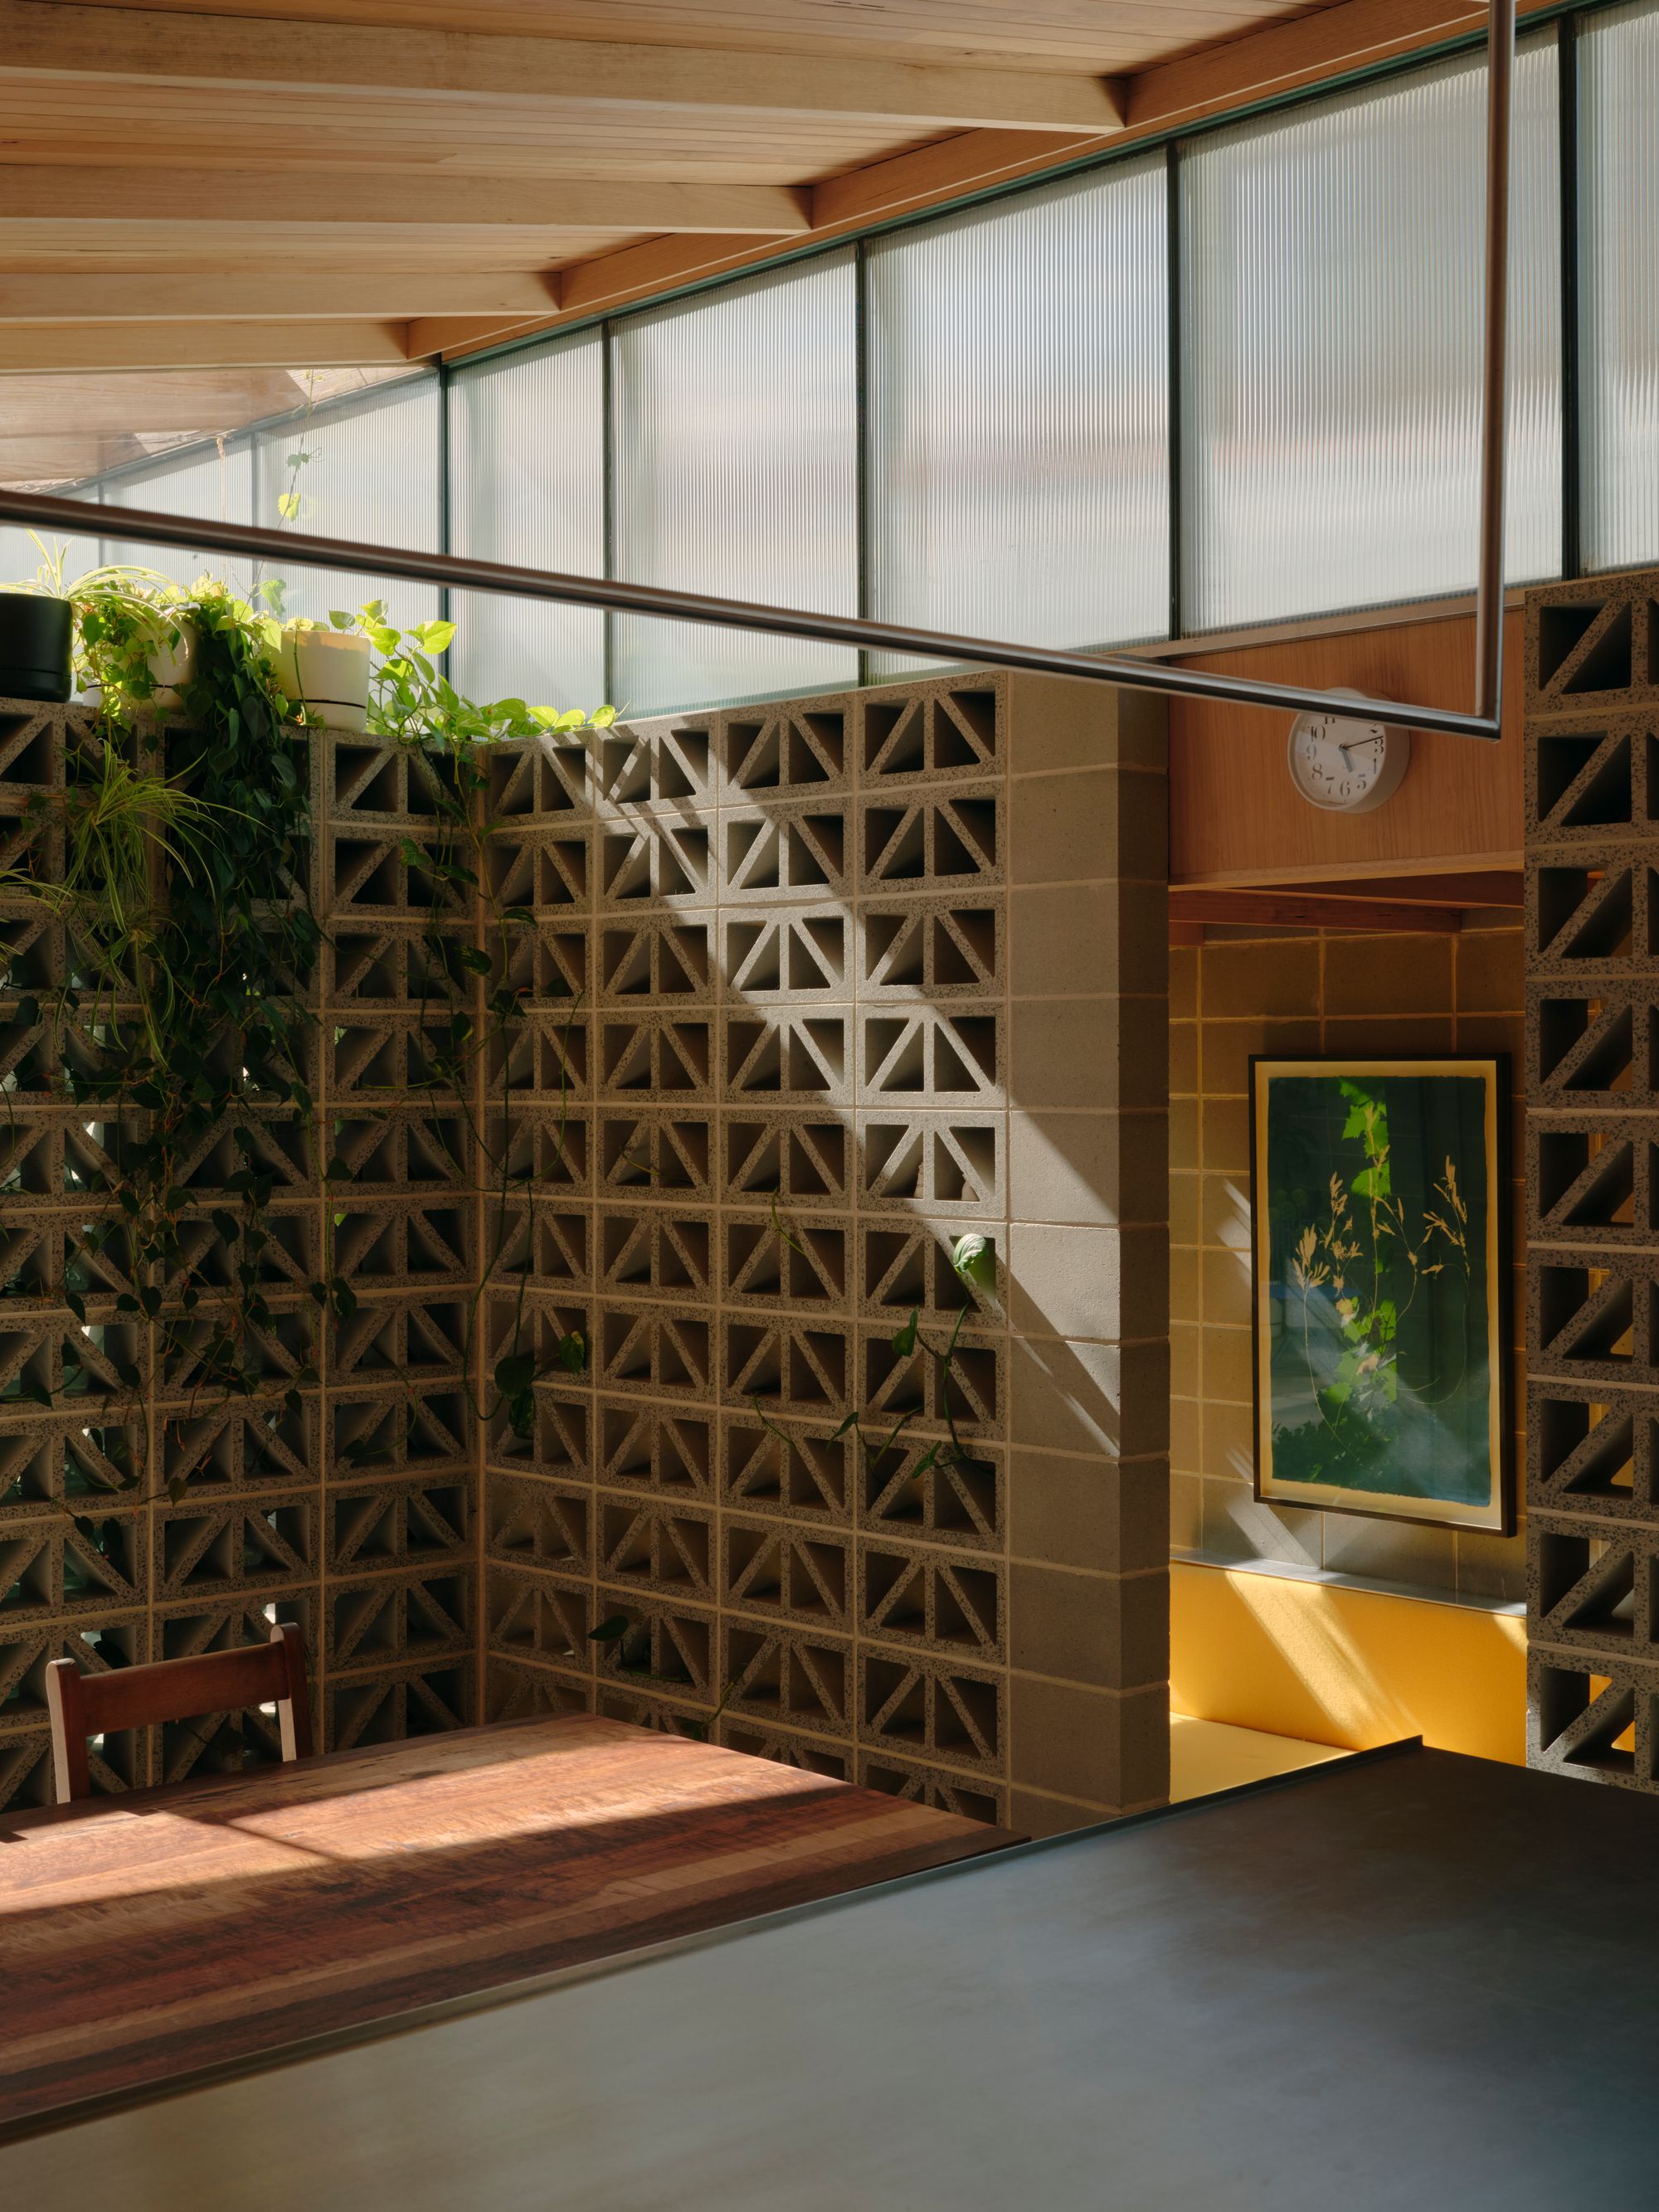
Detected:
[
  {"left": 1525, "top": 571, "right": 1659, "bottom": 1791},
  {"left": 0, "top": 668, "right": 1170, "bottom": 1832}
]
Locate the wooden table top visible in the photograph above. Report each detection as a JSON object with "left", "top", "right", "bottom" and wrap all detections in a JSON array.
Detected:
[{"left": 0, "top": 1714, "right": 1014, "bottom": 2137}]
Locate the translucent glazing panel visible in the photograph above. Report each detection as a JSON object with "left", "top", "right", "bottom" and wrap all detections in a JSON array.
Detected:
[
  {"left": 867, "top": 155, "right": 1170, "bottom": 673},
  {"left": 611, "top": 250, "right": 858, "bottom": 714},
  {"left": 0, "top": 504, "right": 101, "bottom": 598},
  {"left": 100, "top": 443, "right": 256, "bottom": 598},
  {"left": 1181, "top": 37, "right": 1561, "bottom": 629},
  {"left": 1582, "top": 0, "right": 1659, "bottom": 571},
  {"left": 449, "top": 332, "right": 606, "bottom": 712},
  {"left": 253, "top": 374, "right": 442, "bottom": 632}
]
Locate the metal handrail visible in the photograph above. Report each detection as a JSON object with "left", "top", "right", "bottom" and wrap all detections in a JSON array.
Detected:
[{"left": 0, "top": 3, "right": 1515, "bottom": 744}]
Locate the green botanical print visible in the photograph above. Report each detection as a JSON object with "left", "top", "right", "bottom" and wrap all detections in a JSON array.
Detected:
[{"left": 1266, "top": 1074, "right": 1491, "bottom": 1506}]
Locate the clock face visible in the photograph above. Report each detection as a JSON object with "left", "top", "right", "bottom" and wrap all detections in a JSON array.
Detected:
[{"left": 1287, "top": 708, "right": 1410, "bottom": 813}]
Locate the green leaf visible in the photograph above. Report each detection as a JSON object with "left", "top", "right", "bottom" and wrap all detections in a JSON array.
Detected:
[
  {"left": 826, "top": 1410, "right": 859, "bottom": 1442},
  {"left": 411, "top": 620, "right": 457, "bottom": 654},
  {"left": 891, "top": 1309, "right": 919, "bottom": 1359},
  {"left": 951, "top": 1232, "right": 995, "bottom": 1292},
  {"left": 555, "top": 1329, "right": 586, "bottom": 1376}
]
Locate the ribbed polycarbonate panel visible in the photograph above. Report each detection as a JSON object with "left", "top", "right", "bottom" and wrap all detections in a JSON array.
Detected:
[
  {"left": 1582, "top": 0, "right": 1659, "bottom": 571},
  {"left": 448, "top": 332, "right": 606, "bottom": 712},
  {"left": 253, "top": 375, "right": 442, "bottom": 631},
  {"left": 867, "top": 155, "right": 1170, "bottom": 673},
  {"left": 100, "top": 443, "right": 256, "bottom": 598},
  {"left": 1181, "top": 37, "right": 1561, "bottom": 629},
  {"left": 611, "top": 250, "right": 858, "bottom": 714},
  {"left": 0, "top": 502, "right": 102, "bottom": 598}
]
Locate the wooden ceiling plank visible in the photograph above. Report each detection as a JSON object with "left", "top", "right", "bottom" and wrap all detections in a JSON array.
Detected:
[
  {"left": 0, "top": 273, "right": 562, "bottom": 323},
  {"left": 0, "top": 0, "right": 1127, "bottom": 131},
  {"left": 0, "top": 369, "right": 317, "bottom": 434},
  {"left": 46, "top": 0, "right": 1340, "bottom": 75},
  {"left": 0, "top": 322, "right": 414, "bottom": 373},
  {"left": 0, "top": 169, "right": 811, "bottom": 236}
]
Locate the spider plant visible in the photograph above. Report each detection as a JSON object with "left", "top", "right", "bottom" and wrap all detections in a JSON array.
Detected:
[{"left": 2, "top": 736, "right": 226, "bottom": 1062}]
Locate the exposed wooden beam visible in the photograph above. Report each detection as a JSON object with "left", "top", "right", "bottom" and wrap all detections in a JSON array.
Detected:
[
  {"left": 0, "top": 0, "right": 1127, "bottom": 132},
  {"left": 429, "top": 0, "right": 1559, "bottom": 367},
  {"left": 407, "top": 232, "right": 780, "bottom": 358},
  {"left": 0, "top": 323, "right": 412, "bottom": 373},
  {"left": 1168, "top": 890, "right": 1464, "bottom": 934},
  {"left": 0, "top": 273, "right": 562, "bottom": 323},
  {"left": 424, "top": 134, "right": 1111, "bottom": 358},
  {"left": 0, "top": 169, "right": 808, "bottom": 236},
  {"left": 1127, "top": 0, "right": 1558, "bottom": 133}
]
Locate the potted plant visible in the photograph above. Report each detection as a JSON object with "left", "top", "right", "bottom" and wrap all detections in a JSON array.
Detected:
[
  {"left": 0, "top": 542, "right": 74, "bottom": 702},
  {"left": 71, "top": 566, "right": 201, "bottom": 709},
  {"left": 275, "top": 617, "right": 372, "bottom": 732}
]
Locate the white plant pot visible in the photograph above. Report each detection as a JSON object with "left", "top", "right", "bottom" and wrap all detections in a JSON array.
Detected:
[
  {"left": 80, "top": 613, "right": 199, "bottom": 710},
  {"left": 275, "top": 625, "right": 371, "bottom": 733},
  {"left": 144, "top": 616, "right": 197, "bottom": 708}
]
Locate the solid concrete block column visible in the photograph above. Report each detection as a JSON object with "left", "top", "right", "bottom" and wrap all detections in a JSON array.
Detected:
[{"left": 1005, "top": 678, "right": 1170, "bottom": 1834}]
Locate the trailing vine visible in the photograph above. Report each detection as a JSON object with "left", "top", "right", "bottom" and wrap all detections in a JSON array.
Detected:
[
  {"left": 587, "top": 1225, "right": 1000, "bottom": 1740},
  {"left": 0, "top": 561, "right": 607, "bottom": 1539},
  {"left": 0, "top": 569, "right": 319, "bottom": 1523},
  {"left": 328, "top": 604, "right": 609, "bottom": 1466}
]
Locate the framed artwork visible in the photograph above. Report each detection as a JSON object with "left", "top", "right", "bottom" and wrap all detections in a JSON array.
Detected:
[{"left": 1249, "top": 1056, "right": 1512, "bottom": 1535}]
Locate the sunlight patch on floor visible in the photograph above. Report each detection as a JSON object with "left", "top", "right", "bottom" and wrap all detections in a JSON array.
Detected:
[{"left": 1169, "top": 1713, "right": 1345, "bottom": 1803}]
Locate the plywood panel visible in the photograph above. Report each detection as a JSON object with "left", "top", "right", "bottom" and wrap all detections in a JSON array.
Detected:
[
  {"left": 0, "top": 83, "right": 931, "bottom": 185},
  {"left": 0, "top": 225, "right": 645, "bottom": 275},
  {"left": 60, "top": 0, "right": 1335, "bottom": 75},
  {"left": 1168, "top": 609, "right": 1525, "bottom": 882}
]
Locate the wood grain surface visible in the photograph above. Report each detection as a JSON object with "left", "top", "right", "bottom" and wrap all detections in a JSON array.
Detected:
[
  {"left": 1168, "top": 609, "right": 1525, "bottom": 882},
  {"left": 0, "top": 1714, "right": 1014, "bottom": 2135}
]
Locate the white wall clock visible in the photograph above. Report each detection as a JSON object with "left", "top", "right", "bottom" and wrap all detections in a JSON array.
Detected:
[{"left": 1286, "top": 688, "right": 1410, "bottom": 812}]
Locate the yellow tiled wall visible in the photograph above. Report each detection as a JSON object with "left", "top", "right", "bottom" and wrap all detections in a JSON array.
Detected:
[{"left": 1169, "top": 916, "right": 1526, "bottom": 1604}]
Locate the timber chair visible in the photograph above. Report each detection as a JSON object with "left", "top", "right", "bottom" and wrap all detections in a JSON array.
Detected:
[{"left": 44, "top": 1622, "right": 314, "bottom": 1805}]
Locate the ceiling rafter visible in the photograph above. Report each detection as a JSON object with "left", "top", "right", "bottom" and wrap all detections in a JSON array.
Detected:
[{"left": 0, "top": 0, "right": 1127, "bottom": 131}]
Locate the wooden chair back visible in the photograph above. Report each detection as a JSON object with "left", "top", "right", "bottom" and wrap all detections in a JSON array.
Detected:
[{"left": 44, "top": 1622, "right": 313, "bottom": 1805}]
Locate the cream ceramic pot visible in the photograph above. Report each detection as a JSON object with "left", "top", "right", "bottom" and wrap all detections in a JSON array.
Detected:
[
  {"left": 80, "top": 612, "right": 199, "bottom": 711},
  {"left": 275, "top": 625, "right": 371, "bottom": 732}
]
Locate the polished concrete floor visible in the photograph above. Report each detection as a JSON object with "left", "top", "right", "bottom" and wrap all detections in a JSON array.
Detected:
[{"left": 7, "top": 1744, "right": 1648, "bottom": 2211}]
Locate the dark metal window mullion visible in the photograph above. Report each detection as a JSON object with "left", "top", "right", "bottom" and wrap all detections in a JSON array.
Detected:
[
  {"left": 436, "top": 357, "right": 453, "bottom": 670},
  {"left": 1166, "top": 139, "right": 1185, "bottom": 644},
  {"left": 1559, "top": 11, "right": 1583, "bottom": 580},
  {"left": 854, "top": 236, "right": 872, "bottom": 691},
  {"left": 601, "top": 318, "right": 617, "bottom": 706}
]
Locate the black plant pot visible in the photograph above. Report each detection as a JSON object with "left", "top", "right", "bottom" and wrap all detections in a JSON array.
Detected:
[{"left": 0, "top": 591, "right": 72, "bottom": 703}]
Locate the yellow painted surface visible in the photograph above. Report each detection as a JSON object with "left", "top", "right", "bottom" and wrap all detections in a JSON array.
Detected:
[
  {"left": 1169, "top": 1714, "right": 1344, "bottom": 1801},
  {"left": 1170, "top": 1560, "right": 1528, "bottom": 1767}
]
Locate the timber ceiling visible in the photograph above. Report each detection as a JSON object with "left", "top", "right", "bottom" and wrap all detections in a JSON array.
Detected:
[{"left": 0, "top": 0, "right": 1522, "bottom": 484}]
